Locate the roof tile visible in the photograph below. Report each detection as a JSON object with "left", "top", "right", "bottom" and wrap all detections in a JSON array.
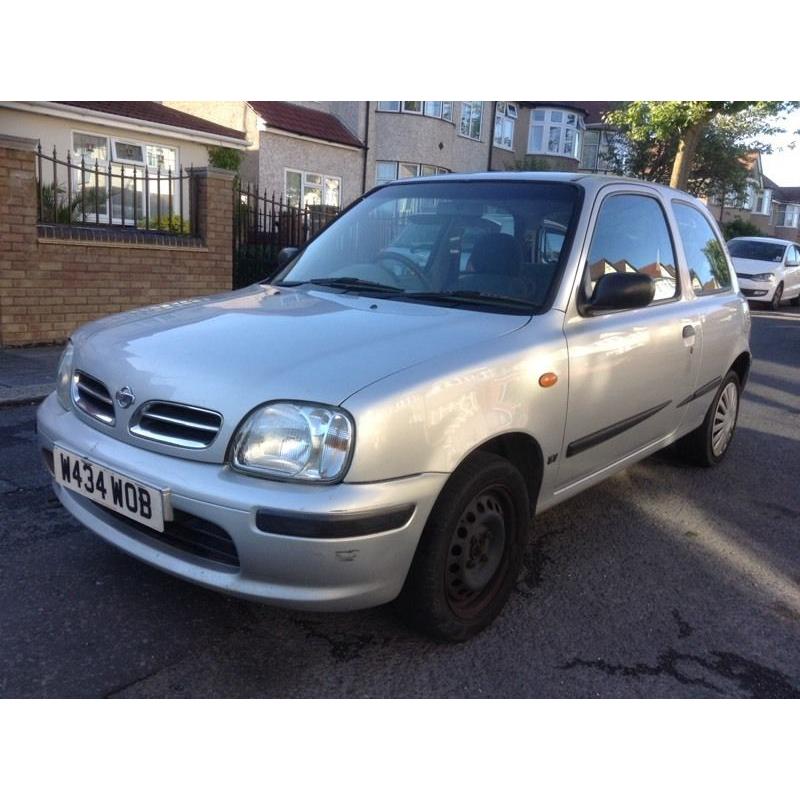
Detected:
[{"left": 248, "top": 101, "right": 363, "bottom": 148}]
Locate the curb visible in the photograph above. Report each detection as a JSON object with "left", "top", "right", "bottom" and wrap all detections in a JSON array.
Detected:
[{"left": 0, "top": 384, "right": 54, "bottom": 408}]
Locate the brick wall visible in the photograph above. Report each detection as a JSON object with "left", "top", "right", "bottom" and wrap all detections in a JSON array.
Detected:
[{"left": 0, "top": 134, "right": 234, "bottom": 347}]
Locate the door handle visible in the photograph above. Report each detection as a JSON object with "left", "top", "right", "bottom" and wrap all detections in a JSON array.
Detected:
[{"left": 682, "top": 325, "right": 696, "bottom": 339}]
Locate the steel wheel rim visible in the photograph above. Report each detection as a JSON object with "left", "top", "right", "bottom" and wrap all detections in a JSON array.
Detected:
[
  {"left": 445, "top": 487, "right": 511, "bottom": 616},
  {"left": 712, "top": 382, "right": 738, "bottom": 457}
]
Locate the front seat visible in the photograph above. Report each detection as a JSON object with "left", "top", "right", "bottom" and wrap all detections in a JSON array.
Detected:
[{"left": 458, "top": 232, "right": 523, "bottom": 295}]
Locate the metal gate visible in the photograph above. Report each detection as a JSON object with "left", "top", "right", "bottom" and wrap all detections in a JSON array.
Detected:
[{"left": 232, "top": 181, "right": 339, "bottom": 288}]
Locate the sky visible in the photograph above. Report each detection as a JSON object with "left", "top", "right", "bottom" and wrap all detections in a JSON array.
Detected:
[{"left": 760, "top": 107, "right": 800, "bottom": 186}]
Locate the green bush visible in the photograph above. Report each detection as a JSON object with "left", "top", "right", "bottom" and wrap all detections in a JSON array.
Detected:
[
  {"left": 208, "top": 146, "right": 243, "bottom": 172},
  {"left": 722, "top": 218, "right": 763, "bottom": 240}
]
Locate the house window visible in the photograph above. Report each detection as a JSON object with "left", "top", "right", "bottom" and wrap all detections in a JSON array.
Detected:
[
  {"left": 781, "top": 204, "right": 800, "bottom": 228},
  {"left": 528, "top": 107, "right": 584, "bottom": 159},
  {"left": 375, "top": 161, "right": 448, "bottom": 185},
  {"left": 70, "top": 131, "right": 179, "bottom": 224},
  {"left": 377, "top": 102, "right": 453, "bottom": 122},
  {"left": 285, "top": 169, "right": 341, "bottom": 208},
  {"left": 459, "top": 102, "right": 483, "bottom": 141},
  {"left": 580, "top": 128, "right": 614, "bottom": 172},
  {"left": 752, "top": 188, "right": 772, "bottom": 215},
  {"left": 493, "top": 102, "right": 516, "bottom": 150},
  {"left": 72, "top": 132, "right": 108, "bottom": 162}
]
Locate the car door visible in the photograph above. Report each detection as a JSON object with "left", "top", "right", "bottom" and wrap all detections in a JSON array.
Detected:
[
  {"left": 669, "top": 200, "right": 742, "bottom": 432},
  {"left": 556, "top": 189, "right": 700, "bottom": 490},
  {"left": 785, "top": 245, "right": 800, "bottom": 298}
]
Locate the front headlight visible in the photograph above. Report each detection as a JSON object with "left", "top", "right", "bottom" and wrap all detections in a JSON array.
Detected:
[
  {"left": 749, "top": 273, "right": 776, "bottom": 282},
  {"left": 231, "top": 402, "right": 354, "bottom": 482},
  {"left": 56, "top": 342, "right": 74, "bottom": 411}
]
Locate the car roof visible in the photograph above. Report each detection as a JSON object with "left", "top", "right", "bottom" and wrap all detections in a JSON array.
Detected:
[
  {"left": 386, "top": 171, "right": 698, "bottom": 202},
  {"left": 728, "top": 236, "right": 794, "bottom": 246}
]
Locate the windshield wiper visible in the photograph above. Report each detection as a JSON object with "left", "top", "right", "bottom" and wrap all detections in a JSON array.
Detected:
[
  {"left": 276, "top": 277, "right": 404, "bottom": 294},
  {"left": 400, "top": 290, "right": 540, "bottom": 312}
]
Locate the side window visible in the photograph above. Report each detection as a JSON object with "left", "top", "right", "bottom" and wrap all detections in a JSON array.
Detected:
[
  {"left": 672, "top": 202, "right": 732, "bottom": 295},
  {"left": 788, "top": 246, "right": 800, "bottom": 266},
  {"left": 585, "top": 194, "right": 678, "bottom": 304}
]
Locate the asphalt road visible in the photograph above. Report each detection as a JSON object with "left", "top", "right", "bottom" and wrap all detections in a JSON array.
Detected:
[{"left": 2, "top": 307, "right": 799, "bottom": 698}]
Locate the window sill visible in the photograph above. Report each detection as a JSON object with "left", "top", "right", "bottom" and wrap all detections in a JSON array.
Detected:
[
  {"left": 457, "top": 132, "right": 482, "bottom": 143},
  {"left": 493, "top": 143, "right": 514, "bottom": 151}
]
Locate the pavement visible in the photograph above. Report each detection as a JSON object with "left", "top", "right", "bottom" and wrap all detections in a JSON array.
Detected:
[
  {"left": 0, "top": 345, "right": 61, "bottom": 406},
  {"left": 1, "top": 306, "right": 799, "bottom": 698}
]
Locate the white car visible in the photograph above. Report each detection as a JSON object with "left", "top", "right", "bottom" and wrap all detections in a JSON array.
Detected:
[{"left": 728, "top": 236, "right": 800, "bottom": 310}]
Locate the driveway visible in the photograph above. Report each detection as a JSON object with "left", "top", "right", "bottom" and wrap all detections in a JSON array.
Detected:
[{"left": 1, "top": 307, "right": 799, "bottom": 697}]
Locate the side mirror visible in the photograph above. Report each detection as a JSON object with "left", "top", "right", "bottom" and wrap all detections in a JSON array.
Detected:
[
  {"left": 277, "top": 246, "right": 300, "bottom": 269},
  {"left": 587, "top": 272, "right": 655, "bottom": 313}
]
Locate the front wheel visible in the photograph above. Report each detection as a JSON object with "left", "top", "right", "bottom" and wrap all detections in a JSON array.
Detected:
[
  {"left": 675, "top": 371, "right": 741, "bottom": 467},
  {"left": 396, "top": 451, "right": 530, "bottom": 642}
]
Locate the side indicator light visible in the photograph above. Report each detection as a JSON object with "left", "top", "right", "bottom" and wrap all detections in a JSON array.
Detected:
[{"left": 539, "top": 372, "right": 558, "bottom": 388}]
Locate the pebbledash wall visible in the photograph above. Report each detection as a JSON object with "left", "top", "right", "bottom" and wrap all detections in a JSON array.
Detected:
[{"left": 0, "top": 134, "right": 234, "bottom": 347}]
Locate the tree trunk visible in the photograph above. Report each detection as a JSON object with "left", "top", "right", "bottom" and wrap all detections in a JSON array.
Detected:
[{"left": 669, "top": 122, "right": 706, "bottom": 190}]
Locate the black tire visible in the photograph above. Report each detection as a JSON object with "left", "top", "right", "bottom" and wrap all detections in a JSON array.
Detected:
[
  {"left": 396, "top": 451, "right": 530, "bottom": 642},
  {"left": 770, "top": 282, "right": 784, "bottom": 311},
  {"left": 675, "top": 371, "right": 741, "bottom": 467}
]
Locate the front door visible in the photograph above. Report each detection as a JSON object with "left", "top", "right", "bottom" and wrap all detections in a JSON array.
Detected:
[{"left": 557, "top": 190, "right": 699, "bottom": 490}]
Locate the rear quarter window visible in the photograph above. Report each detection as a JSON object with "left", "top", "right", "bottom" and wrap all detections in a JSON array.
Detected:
[{"left": 672, "top": 202, "right": 732, "bottom": 295}]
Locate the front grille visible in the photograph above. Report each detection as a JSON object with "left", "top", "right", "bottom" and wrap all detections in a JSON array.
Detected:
[
  {"left": 91, "top": 501, "right": 240, "bottom": 570},
  {"left": 130, "top": 401, "right": 222, "bottom": 449},
  {"left": 72, "top": 371, "right": 115, "bottom": 425},
  {"left": 736, "top": 273, "right": 754, "bottom": 281}
]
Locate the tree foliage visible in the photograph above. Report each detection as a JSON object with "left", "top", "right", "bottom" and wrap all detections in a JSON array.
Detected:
[{"left": 604, "top": 101, "right": 799, "bottom": 192}]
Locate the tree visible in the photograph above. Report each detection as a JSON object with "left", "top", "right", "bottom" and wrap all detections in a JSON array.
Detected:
[{"left": 605, "top": 101, "right": 799, "bottom": 191}]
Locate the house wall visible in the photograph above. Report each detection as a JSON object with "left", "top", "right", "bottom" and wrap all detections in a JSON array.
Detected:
[
  {"left": 0, "top": 107, "right": 211, "bottom": 170},
  {"left": 163, "top": 101, "right": 259, "bottom": 150},
  {"left": 256, "top": 130, "right": 364, "bottom": 206},
  {"left": 365, "top": 102, "right": 490, "bottom": 188},
  {"left": 0, "top": 135, "right": 233, "bottom": 347}
]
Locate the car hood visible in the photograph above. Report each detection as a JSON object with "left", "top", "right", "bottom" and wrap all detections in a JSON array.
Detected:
[
  {"left": 731, "top": 257, "right": 780, "bottom": 275},
  {"left": 70, "top": 284, "right": 529, "bottom": 461}
]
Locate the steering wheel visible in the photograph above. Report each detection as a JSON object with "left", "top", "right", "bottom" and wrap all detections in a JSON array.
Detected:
[{"left": 376, "top": 251, "right": 431, "bottom": 289}]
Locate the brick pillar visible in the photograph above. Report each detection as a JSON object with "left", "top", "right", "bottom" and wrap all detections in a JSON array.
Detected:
[
  {"left": 190, "top": 166, "right": 235, "bottom": 289},
  {"left": 0, "top": 135, "right": 39, "bottom": 347}
]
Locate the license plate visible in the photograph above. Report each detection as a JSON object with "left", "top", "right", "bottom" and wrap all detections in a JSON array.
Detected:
[{"left": 53, "top": 446, "right": 166, "bottom": 532}]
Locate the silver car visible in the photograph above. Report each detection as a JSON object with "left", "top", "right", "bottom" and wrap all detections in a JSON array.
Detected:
[{"left": 37, "top": 173, "right": 751, "bottom": 641}]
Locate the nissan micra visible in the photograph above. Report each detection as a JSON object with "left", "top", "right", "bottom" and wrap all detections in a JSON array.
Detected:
[{"left": 37, "top": 173, "right": 751, "bottom": 641}]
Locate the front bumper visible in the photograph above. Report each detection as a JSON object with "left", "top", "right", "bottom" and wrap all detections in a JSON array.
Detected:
[
  {"left": 37, "top": 393, "right": 447, "bottom": 611},
  {"left": 738, "top": 278, "right": 777, "bottom": 301}
]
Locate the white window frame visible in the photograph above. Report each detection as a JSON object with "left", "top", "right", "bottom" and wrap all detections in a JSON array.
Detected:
[
  {"left": 527, "top": 107, "right": 584, "bottom": 159},
  {"left": 377, "top": 101, "right": 454, "bottom": 123},
  {"left": 752, "top": 188, "right": 772, "bottom": 215},
  {"left": 70, "top": 130, "right": 180, "bottom": 225},
  {"left": 493, "top": 102, "right": 516, "bottom": 150},
  {"left": 375, "top": 161, "right": 449, "bottom": 185},
  {"left": 284, "top": 168, "right": 342, "bottom": 208},
  {"left": 459, "top": 101, "right": 484, "bottom": 141},
  {"left": 781, "top": 203, "right": 800, "bottom": 228}
]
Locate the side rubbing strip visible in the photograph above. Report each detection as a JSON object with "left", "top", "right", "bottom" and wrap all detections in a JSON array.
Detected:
[
  {"left": 566, "top": 401, "right": 672, "bottom": 458},
  {"left": 676, "top": 376, "right": 722, "bottom": 409}
]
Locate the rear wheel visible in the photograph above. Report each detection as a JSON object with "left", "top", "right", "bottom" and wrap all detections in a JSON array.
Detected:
[
  {"left": 396, "top": 451, "right": 529, "bottom": 642},
  {"left": 769, "top": 282, "right": 784, "bottom": 311},
  {"left": 790, "top": 293, "right": 800, "bottom": 307},
  {"left": 676, "top": 371, "right": 741, "bottom": 467}
]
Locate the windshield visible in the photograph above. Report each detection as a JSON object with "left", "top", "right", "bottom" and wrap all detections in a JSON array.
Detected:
[
  {"left": 727, "top": 240, "right": 786, "bottom": 263},
  {"left": 274, "top": 180, "right": 581, "bottom": 312}
]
